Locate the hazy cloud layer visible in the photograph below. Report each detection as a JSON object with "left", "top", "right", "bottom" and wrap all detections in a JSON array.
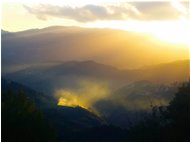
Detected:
[{"left": 24, "top": 2, "right": 188, "bottom": 22}]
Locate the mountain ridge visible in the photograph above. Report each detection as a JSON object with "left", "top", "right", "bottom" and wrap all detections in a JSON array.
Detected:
[
  {"left": 2, "top": 26, "right": 188, "bottom": 69},
  {"left": 2, "top": 59, "right": 189, "bottom": 96}
]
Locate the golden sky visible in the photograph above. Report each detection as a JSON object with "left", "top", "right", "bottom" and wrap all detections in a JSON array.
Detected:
[{"left": 2, "top": 0, "right": 190, "bottom": 45}]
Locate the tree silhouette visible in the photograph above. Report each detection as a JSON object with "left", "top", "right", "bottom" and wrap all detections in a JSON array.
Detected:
[
  {"left": 2, "top": 89, "right": 56, "bottom": 142},
  {"left": 127, "top": 81, "right": 190, "bottom": 142},
  {"left": 165, "top": 81, "right": 190, "bottom": 142}
]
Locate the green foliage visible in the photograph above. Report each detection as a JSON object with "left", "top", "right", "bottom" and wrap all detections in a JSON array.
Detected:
[{"left": 2, "top": 89, "right": 56, "bottom": 142}]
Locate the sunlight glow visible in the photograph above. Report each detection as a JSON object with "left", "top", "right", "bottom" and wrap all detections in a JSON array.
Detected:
[
  {"left": 171, "top": 1, "right": 187, "bottom": 14},
  {"left": 85, "top": 19, "right": 190, "bottom": 46}
]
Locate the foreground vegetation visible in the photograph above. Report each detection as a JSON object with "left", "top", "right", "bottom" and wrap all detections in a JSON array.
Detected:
[
  {"left": 2, "top": 81, "right": 190, "bottom": 142},
  {"left": 127, "top": 81, "right": 190, "bottom": 142},
  {"left": 1, "top": 89, "right": 56, "bottom": 142}
]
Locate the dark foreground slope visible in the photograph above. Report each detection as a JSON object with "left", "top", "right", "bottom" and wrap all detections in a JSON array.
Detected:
[
  {"left": 2, "top": 79, "right": 190, "bottom": 142},
  {"left": 1, "top": 79, "right": 125, "bottom": 142},
  {"left": 126, "top": 81, "right": 190, "bottom": 142},
  {"left": 1, "top": 81, "right": 56, "bottom": 142}
]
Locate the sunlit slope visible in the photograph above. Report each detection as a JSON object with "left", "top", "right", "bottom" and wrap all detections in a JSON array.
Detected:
[{"left": 2, "top": 26, "right": 188, "bottom": 69}]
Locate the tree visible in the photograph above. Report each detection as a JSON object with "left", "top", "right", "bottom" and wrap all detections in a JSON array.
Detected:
[
  {"left": 2, "top": 89, "right": 56, "bottom": 142},
  {"left": 127, "top": 81, "right": 190, "bottom": 142},
  {"left": 165, "top": 81, "right": 190, "bottom": 142}
]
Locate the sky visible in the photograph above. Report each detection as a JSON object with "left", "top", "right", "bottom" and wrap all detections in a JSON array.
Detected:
[{"left": 1, "top": 0, "right": 190, "bottom": 45}]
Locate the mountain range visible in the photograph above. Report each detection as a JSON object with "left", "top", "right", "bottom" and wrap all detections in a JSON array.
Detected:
[
  {"left": 2, "top": 26, "right": 190, "bottom": 142},
  {"left": 2, "top": 26, "right": 188, "bottom": 69},
  {"left": 3, "top": 60, "right": 189, "bottom": 96}
]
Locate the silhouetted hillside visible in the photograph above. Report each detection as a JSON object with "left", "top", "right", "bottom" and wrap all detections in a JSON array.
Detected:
[
  {"left": 1, "top": 83, "right": 56, "bottom": 142},
  {"left": 1, "top": 79, "right": 106, "bottom": 142},
  {"left": 2, "top": 79, "right": 189, "bottom": 142},
  {"left": 1, "top": 78, "right": 56, "bottom": 108}
]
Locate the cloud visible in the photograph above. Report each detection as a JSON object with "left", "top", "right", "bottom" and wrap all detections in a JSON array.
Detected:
[
  {"left": 23, "top": 3, "right": 141, "bottom": 22},
  {"left": 132, "top": 1, "right": 188, "bottom": 20},
  {"left": 23, "top": 2, "right": 188, "bottom": 22}
]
